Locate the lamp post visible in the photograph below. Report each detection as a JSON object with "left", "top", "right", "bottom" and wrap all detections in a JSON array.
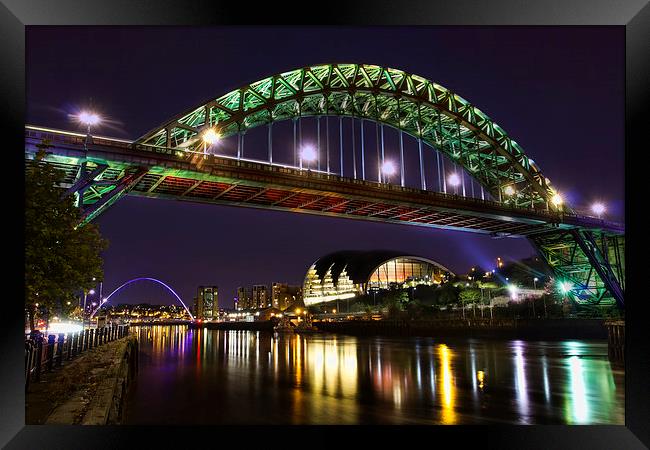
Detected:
[
  {"left": 77, "top": 111, "right": 101, "bottom": 152},
  {"left": 591, "top": 202, "right": 606, "bottom": 219},
  {"left": 202, "top": 128, "right": 220, "bottom": 159},
  {"left": 82, "top": 288, "right": 95, "bottom": 331}
]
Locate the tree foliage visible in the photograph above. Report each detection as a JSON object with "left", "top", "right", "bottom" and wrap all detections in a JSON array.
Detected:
[{"left": 25, "top": 144, "right": 108, "bottom": 330}]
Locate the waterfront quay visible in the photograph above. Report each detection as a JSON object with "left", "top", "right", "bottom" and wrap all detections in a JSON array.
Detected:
[{"left": 25, "top": 326, "right": 137, "bottom": 425}]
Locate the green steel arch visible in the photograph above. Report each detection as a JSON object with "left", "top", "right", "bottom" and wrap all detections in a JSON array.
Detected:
[{"left": 136, "top": 63, "right": 560, "bottom": 210}]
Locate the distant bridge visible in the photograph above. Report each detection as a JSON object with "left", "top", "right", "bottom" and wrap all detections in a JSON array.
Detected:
[{"left": 24, "top": 63, "right": 624, "bottom": 308}]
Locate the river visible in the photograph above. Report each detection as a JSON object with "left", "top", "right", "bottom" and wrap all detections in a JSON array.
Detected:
[{"left": 124, "top": 325, "right": 624, "bottom": 425}]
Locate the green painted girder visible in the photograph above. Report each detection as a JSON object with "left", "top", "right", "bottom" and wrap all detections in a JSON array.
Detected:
[
  {"left": 532, "top": 230, "right": 624, "bottom": 306},
  {"left": 136, "top": 63, "right": 561, "bottom": 211}
]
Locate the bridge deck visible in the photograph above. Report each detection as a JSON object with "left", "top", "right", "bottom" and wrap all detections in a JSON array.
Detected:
[{"left": 25, "top": 125, "right": 624, "bottom": 237}]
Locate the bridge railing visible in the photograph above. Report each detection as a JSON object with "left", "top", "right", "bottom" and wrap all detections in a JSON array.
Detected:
[
  {"left": 25, "top": 126, "right": 132, "bottom": 150},
  {"left": 24, "top": 324, "right": 130, "bottom": 392},
  {"left": 25, "top": 126, "right": 623, "bottom": 232}
]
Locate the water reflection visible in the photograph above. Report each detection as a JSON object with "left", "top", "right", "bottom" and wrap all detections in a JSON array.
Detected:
[{"left": 125, "top": 326, "right": 624, "bottom": 425}]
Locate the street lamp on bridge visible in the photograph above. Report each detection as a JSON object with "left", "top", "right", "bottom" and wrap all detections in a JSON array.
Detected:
[
  {"left": 447, "top": 173, "right": 461, "bottom": 194},
  {"left": 381, "top": 160, "right": 396, "bottom": 183},
  {"left": 551, "top": 192, "right": 564, "bottom": 209},
  {"left": 202, "top": 128, "right": 221, "bottom": 158},
  {"left": 75, "top": 111, "right": 102, "bottom": 152},
  {"left": 300, "top": 144, "right": 317, "bottom": 170},
  {"left": 591, "top": 202, "right": 606, "bottom": 219}
]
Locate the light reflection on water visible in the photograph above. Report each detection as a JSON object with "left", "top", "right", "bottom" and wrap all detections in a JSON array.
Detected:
[{"left": 124, "top": 326, "right": 624, "bottom": 425}]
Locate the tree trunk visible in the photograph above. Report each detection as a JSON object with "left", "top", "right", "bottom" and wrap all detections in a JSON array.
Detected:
[
  {"left": 28, "top": 304, "right": 36, "bottom": 332},
  {"left": 43, "top": 308, "right": 50, "bottom": 333}
]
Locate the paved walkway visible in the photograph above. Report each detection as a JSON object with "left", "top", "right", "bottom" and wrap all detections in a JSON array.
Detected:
[{"left": 25, "top": 337, "right": 134, "bottom": 425}]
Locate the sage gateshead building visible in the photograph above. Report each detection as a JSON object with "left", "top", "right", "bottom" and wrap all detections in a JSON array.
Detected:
[{"left": 303, "top": 250, "right": 453, "bottom": 306}]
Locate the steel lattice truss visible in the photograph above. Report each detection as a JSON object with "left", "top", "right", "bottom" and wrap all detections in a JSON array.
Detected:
[
  {"left": 137, "top": 63, "right": 558, "bottom": 210},
  {"left": 531, "top": 230, "right": 625, "bottom": 307}
]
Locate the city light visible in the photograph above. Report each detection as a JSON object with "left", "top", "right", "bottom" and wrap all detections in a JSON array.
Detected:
[
  {"left": 300, "top": 145, "right": 317, "bottom": 162},
  {"left": 46, "top": 321, "right": 83, "bottom": 334},
  {"left": 559, "top": 281, "right": 572, "bottom": 294},
  {"left": 504, "top": 185, "right": 516, "bottom": 196},
  {"left": 508, "top": 285, "right": 518, "bottom": 299},
  {"left": 591, "top": 202, "right": 606, "bottom": 218},
  {"left": 448, "top": 173, "right": 461, "bottom": 187},
  {"left": 89, "top": 289, "right": 95, "bottom": 295},
  {"left": 551, "top": 193, "right": 564, "bottom": 207},
  {"left": 202, "top": 128, "right": 220, "bottom": 144},
  {"left": 382, "top": 161, "right": 397, "bottom": 176},
  {"left": 77, "top": 111, "right": 101, "bottom": 126}
]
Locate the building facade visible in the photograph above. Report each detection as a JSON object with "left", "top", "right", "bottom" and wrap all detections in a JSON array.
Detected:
[
  {"left": 252, "top": 285, "right": 270, "bottom": 309},
  {"left": 271, "top": 283, "right": 302, "bottom": 310},
  {"left": 236, "top": 286, "right": 251, "bottom": 310},
  {"left": 303, "top": 250, "right": 452, "bottom": 306},
  {"left": 195, "top": 286, "right": 219, "bottom": 319}
]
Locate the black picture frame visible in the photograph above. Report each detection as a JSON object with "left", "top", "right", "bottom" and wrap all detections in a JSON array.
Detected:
[{"left": 2, "top": 1, "right": 648, "bottom": 448}]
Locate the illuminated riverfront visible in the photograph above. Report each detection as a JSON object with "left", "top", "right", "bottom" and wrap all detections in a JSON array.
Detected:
[
  {"left": 23, "top": 26, "right": 626, "bottom": 433},
  {"left": 124, "top": 326, "right": 623, "bottom": 425}
]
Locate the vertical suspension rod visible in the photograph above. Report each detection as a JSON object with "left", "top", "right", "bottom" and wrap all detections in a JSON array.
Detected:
[
  {"left": 376, "top": 122, "right": 381, "bottom": 182},
  {"left": 326, "top": 116, "right": 330, "bottom": 174},
  {"left": 360, "top": 119, "right": 365, "bottom": 180},
  {"left": 399, "top": 130, "right": 405, "bottom": 187},
  {"left": 299, "top": 117, "right": 303, "bottom": 170},
  {"left": 352, "top": 118, "right": 357, "bottom": 179},
  {"left": 293, "top": 118, "right": 297, "bottom": 167},
  {"left": 268, "top": 121, "right": 272, "bottom": 165},
  {"left": 339, "top": 116, "right": 343, "bottom": 177},
  {"left": 317, "top": 117, "right": 321, "bottom": 172},
  {"left": 418, "top": 138, "right": 426, "bottom": 190}
]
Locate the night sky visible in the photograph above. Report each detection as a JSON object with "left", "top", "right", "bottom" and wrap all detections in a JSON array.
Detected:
[{"left": 26, "top": 26, "right": 624, "bottom": 309}]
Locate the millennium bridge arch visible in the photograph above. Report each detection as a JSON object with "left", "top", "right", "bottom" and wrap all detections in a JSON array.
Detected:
[
  {"left": 24, "top": 63, "right": 624, "bottom": 308},
  {"left": 90, "top": 277, "right": 194, "bottom": 320}
]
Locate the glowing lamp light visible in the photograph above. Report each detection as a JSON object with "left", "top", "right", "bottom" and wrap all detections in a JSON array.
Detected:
[
  {"left": 591, "top": 202, "right": 606, "bottom": 217},
  {"left": 448, "top": 173, "right": 461, "bottom": 187},
  {"left": 551, "top": 193, "right": 564, "bottom": 207},
  {"left": 504, "top": 185, "right": 516, "bottom": 196},
  {"left": 88, "top": 289, "right": 95, "bottom": 295},
  {"left": 46, "top": 322, "right": 83, "bottom": 334},
  {"left": 78, "top": 111, "right": 101, "bottom": 126},
  {"left": 300, "top": 145, "right": 317, "bottom": 162},
  {"left": 382, "top": 161, "right": 397, "bottom": 176},
  {"left": 202, "top": 128, "right": 220, "bottom": 144},
  {"left": 508, "top": 285, "right": 518, "bottom": 299},
  {"left": 559, "top": 281, "right": 572, "bottom": 294}
]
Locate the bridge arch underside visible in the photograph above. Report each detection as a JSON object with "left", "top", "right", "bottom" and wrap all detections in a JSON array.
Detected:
[
  {"left": 137, "top": 63, "right": 558, "bottom": 211},
  {"left": 26, "top": 64, "right": 624, "bottom": 308}
]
